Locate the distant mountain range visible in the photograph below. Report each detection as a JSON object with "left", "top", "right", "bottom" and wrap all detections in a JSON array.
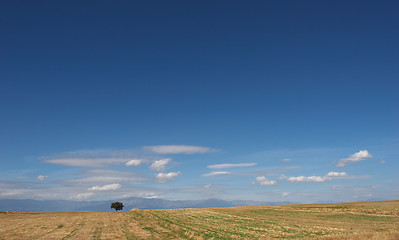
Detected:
[{"left": 0, "top": 197, "right": 294, "bottom": 212}]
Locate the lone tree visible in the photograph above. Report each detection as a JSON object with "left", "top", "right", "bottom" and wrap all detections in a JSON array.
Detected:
[{"left": 111, "top": 201, "right": 124, "bottom": 211}]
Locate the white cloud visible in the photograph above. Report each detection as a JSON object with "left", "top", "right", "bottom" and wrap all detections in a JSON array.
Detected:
[
  {"left": 156, "top": 172, "right": 181, "bottom": 183},
  {"left": 202, "top": 171, "right": 232, "bottom": 177},
  {"left": 143, "top": 145, "right": 219, "bottom": 154},
  {"left": 136, "top": 192, "right": 163, "bottom": 199},
  {"left": 282, "top": 192, "right": 290, "bottom": 197},
  {"left": 207, "top": 163, "right": 257, "bottom": 169},
  {"left": 287, "top": 176, "right": 325, "bottom": 183},
  {"left": 380, "top": 160, "right": 386, "bottom": 164},
  {"left": 255, "top": 176, "right": 277, "bottom": 186},
  {"left": 287, "top": 171, "right": 349, "bottom": 183},
  {"left": 125, "top": 159, "right": 143, "bottom": 167},
  {"left": 325, "top": 171, "right": 348, "bottom": 179},
  {"left": 281, "top": 158, "right": 292, "bottom": 162},
  {"left": 43, "top": 158, "right": 128, "bottom": 168},
  {"left": 37, "top": 175, "right": 48, "bottom": 181},
  {"left": 337, "top": 150, "right": 372, "bottom": 167},
  {"left": 149, "top": 158, "right": 171, "bottom": 171},
  {"left": 71, "top": 192, "right": 94, "bottom": 200},
  {"left": 144, "top": 195, "right": 163, "bottom": 199},
  {"left": 88, "top": 183, "right": 122, "bottom": 191}
]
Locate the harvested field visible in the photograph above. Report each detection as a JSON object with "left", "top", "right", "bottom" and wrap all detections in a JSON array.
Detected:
[{"left": 0, "top": 200, "right": 398, "bottom": 239}]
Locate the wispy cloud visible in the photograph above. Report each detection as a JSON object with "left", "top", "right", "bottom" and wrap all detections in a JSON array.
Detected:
[
  {"left": 66, "top": 169, "right": 149, "bottom": 184},
  {"left": 281, "top": 158, "right": 292, "bottom": 162},
  {"left": 0, "top": 177, "right": 158, "bottom": 201},
  {"left": 143, "top": 145, "right": 219, "bottom": 154},
  {"left": 37, "top": 175, "right": 48, "bottom": 181},
  {"left": 88, "top": 183, "right": 121, "bottom": 191},
  {"left": 324, "top": 171, "right": 348, "bottom": 179},
  {"left": 149, "top": 158, "right": 171, "bottom": 171},
  {"left": 71, "top": 192, "right": 94, "bottom": 200},
  {"left": 282, "top": 192, "right": 290, "bottom": 197},
  {"left": 125, "top": 159, "right": 144, "bottom": 167},
  {"left": 286, "top": 171, "right": 349, "bottom": 183},
  {"left": 207, "top": 163, "right": 257, "bottom": 169},
  {"left": 144, "top": 195, "right": 163, "bottom": 199},
  {"left": 287, "top": 176, "right": 325, "bottom": 183},
  {"left": 337, "top": 150, "right": 372, "bottom": 167},
  {"left": 156, "top": 172, "right": 181, "bottom": 183},
  {"left": 254, "top": 176, "right": 277, "bottom": 186},
  {"left": 202, "top": 166, "right": 299, "bottom": 178},
  {"left": 43, "top": 158, "right": 129, "bottom": 168},
  {"left": 136, "top": 192, "right": 163, "bottom": 199},
  {"left": 202, "top": 171, "right": 232, "bottom": 177}
]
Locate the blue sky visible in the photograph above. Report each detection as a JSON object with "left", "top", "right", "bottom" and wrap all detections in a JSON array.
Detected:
[{"left": 1, "top": 0, "right": 398, "bottom": 203}]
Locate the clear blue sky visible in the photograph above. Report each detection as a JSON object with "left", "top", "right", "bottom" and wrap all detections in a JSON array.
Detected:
[{"left": 1, "top": 0, "right": 398, "bottom": 203}]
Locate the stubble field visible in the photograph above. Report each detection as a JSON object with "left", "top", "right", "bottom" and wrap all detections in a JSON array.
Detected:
[{"left": 1, "top": 200, "right": 398, "bottom": 239}]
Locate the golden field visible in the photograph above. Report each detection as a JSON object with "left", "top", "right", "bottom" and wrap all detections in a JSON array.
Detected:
[{"left": 1, "top": 200, "right": 398, "bottom": 239}]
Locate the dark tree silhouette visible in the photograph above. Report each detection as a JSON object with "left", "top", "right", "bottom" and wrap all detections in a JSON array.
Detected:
[{"left": 111, "top": 201, "right": 124, "bottom": 211}]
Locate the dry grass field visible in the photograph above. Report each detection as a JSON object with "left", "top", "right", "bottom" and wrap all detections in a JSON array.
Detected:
[{"left": 0, "top": 200, "right": 398, "bottom": 239}]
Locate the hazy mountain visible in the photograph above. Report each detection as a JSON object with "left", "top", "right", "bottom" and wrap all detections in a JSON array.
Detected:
[{"left": 0, "top": 197, "right": 293, "bottom": 212}]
